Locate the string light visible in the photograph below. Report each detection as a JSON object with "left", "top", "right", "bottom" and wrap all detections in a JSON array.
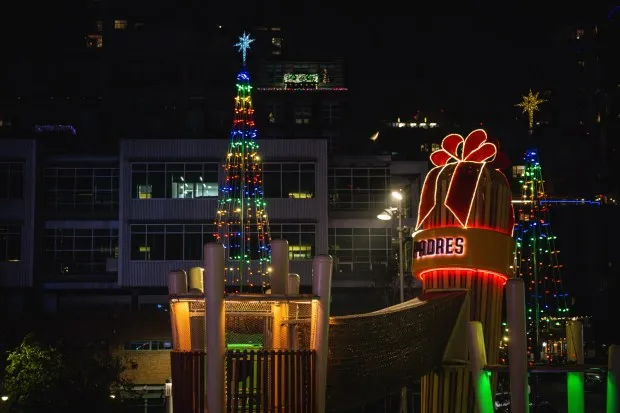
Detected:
[
  {"left": 516, "top": 89, "right": 545, "bottom": 129},
  {"left": 510, "top": 149, "right": 569, "bottom": 361},
  {"left": 256, "top": 87, "right": 348, "bottom": 92},
  {"left": 214, "top": 39, "right": 271, "bottom": 291}
]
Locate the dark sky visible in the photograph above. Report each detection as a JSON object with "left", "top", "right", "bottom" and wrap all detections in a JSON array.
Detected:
[{"left": 1, "top": 1, "right": 614, "bottom": 134}]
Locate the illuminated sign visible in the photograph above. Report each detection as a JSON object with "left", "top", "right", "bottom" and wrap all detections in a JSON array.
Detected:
[
  {"left": 284, "top": 73, "right": 319, "bottom": 84},
  {"left": 413, "top": 236, "right": 464, "bottom": 258}
]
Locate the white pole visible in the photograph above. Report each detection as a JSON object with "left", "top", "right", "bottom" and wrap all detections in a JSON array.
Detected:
[
  {"left": 398, "top": 202, "right": 404, "bottom": 304},
  {"left": 467, "top": 321, "right": 494, "bottom": 413},
  {"left": 506, "top": 278, "right": 529, "bottom": 413},
  {"left": 398, "top": 202, "right": 406, "bottom": 413},
  {"left": 566, "top": 319, "right": 585, "bottom": 413},
  {"left": 204, "top": 242, "right": 225, "bottom": 413},
  {"left": 312, "top": 255, "right": 333, "bottom": 413},
  {"left": 270, "top": 239, "right": 289, "bottom": 295}
]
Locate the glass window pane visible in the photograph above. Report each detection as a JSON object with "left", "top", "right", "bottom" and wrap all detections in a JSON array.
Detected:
[
  {"left": 165, "top": 233, "right": 183, "bottom": 260},
  {"left": 263, "top": 172, "right": 281, "bottom": 198},
  {"left": 146, "top": 233, "right": 165, "bottom": 260},
  {"left": 185, "top": 233, "right": 203, "bottom": 260}
]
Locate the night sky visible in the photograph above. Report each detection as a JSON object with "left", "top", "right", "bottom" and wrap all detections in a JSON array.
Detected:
[{"left": 1, "top": 1, "right": 614, "bottom": 133}]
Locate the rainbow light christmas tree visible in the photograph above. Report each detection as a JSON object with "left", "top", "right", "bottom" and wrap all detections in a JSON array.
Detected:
[
  {"left": 215, "top": 32, "right": 271, "bottom": 290},
  {"left": 512, "top": 91, "right": 570, "bottom": 362}
]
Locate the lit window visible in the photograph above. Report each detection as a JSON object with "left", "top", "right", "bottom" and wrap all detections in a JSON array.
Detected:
[
  {"left": 270, "top": 223, "right": 315, "bottom": 261},
  {"left": 114, "top": 20, "right": 128, "bottom": 29},
  {"left": 138, "top": 184, "right": 152, "bottom": 199},
  {"left": 124, "top": 340, "right": 172, "bottom": 351},
  {"left": 420, "top": 144, "right": 429, "bottom": 152},
  {"left": 431, "top": 143, "right": 440, "bottom": 152},
  {"left": 512, "top": 165, "right": 525, "bottom": 178},
  {"left": 294, "top": 106, "right": 312, "bottom": 124},
  {"left": 272, "top": 37, "right": 282, "bottom": 55},
  {"left": 86, "top": 34, "right": 103, "bottom": 48}
]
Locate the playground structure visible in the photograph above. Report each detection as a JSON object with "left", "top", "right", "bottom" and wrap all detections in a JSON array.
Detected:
[{"left": 166, "top": 129, "right": 620, "bottom": 412}]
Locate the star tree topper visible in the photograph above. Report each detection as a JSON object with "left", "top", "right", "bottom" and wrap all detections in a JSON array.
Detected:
[
  {"left": 234, "top": 32, "right": 255, "bottom": 66},
  {"left": 516, "top": 89, "right": 546, "bottom": 130}
]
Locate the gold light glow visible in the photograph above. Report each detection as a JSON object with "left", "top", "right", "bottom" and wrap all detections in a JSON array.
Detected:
[{"left": 516, "top": 89, "right": 545, "bottom": 129}]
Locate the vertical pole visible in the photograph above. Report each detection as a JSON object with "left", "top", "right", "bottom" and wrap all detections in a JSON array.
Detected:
[
  {"left": 467, "top": 321, "right": 494, "bottom": 413},
  {"left": 398, "top": 203, "right": 406, "bottom": 413},
  {"left": 566, "top": 320, "right": 585, "bottom": 413},
  {"left": 164, "top": 378, "right": 173, "bottom": 413},
  {"left": 608, "top": 344, "right": 620, "bottom": 413},
  {"left": 312, "top": 255, "right": 333, "bottom": 413},
  {"left": 204, "top": 242, "right": 225, "bottom": 413},
  {"left": 398, "top": 205, "right": 404, "bottom": 304},
  {"left": 271, "top": 239, "right": 289, "bottom": 295},
  {"left": 506, "top": 278, "right": 529, "bottom": 413}
]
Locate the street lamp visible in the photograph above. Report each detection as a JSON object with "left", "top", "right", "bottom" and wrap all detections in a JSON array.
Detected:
[{"left": 377, "top": 190, "right": 406, "bottom": 303}]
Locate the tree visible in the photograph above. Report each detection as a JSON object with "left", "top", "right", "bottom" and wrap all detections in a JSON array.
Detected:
[
  {"left": 513, "top": 149, "right": 570, "bottom": 362},
  {"left": 3, "top": 334, "right": 129, "bottom": 410},
  {"left": 215, "top": 32, "right": 272, "bottom": 291},
  {"left": 3, "top": 334, "right": 62, "bottom": 405}
]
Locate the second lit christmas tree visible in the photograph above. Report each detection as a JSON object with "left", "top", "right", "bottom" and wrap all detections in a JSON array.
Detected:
[
  {"left": 513, "top": 150, "right": 570, "bottom": 361},
  {"left": 215, "top": 32, "right": 271, "bottom": 290}
]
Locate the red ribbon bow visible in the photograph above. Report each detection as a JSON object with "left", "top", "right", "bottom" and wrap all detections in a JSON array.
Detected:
[{"left": 416, "top": 129, "right": 497, "bottom": 230}]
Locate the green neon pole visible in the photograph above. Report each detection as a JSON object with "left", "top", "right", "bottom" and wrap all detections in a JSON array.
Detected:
[
  {"left": 567, "top": 372, "right": 585, "bottom": 413},
  {"left": 609, "top": 345, "right": 619, "bottom": 413},
  {"left": 477, "top": 371, "right": 495, "bottom": 413}
]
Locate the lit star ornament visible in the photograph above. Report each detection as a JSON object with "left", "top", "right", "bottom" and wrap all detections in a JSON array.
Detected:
[
  {"left": 516, "top": 89, "right": 546, "bottom": 129},
  {"left": 234, "top": 32, "right": 255, "bottom": 66}
]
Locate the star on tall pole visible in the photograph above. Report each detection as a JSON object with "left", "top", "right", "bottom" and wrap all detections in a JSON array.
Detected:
[
  {"left": 516, "top": 89, "right": 546, "bottom": 130},
  {"left": 234, "top": 32, "right": 255, "bottom": 66}
]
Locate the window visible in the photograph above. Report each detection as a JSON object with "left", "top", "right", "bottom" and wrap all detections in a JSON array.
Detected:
[
  {"left": 0, "top": 162, "right": 24, "bottom": 199},
  {"left": 130, "top": 223, "right": 217, "bottom": 261},
  {"left": 321, "top": 103, "right": 340, "bottom": 125},
  {"left": 328, "top": 167, "right": 390, "bottom": 210},
  {"left": 124, "top": 340, "right": 172, "bottom": 351},
  {"left": 576, "top": 29, "right": 584, "bottom": 40},
  {"left": 512, "top": 165, "right": 525, "bottom": 178},
  {"left": 328, "top": 228, "right": 392, "bottom": 272},
  {"left": 43, "top": 228, "right": 118, "bottom": 275},
  {"left": 43, "top": 166, "right": 119, "bottom": 212},
  {"left": 431, "top": 143, "right": 441, "bottom": 152},
  {"left": 86, "top": 34, "right": 103, "bottom": 48},
  {"left": 420, "top": 144, "right": 429, "bottom": 152},
  {"left": 270, "top": 223, "right": 315, "bottom": 260},
  {"left": 131, "top": 162, "right": 218, "bottom": 199},
  {"left": 114, "top": 20, "right": 128, "bottom": 29},
  {"left": 0, "top": 224, "right": 21, "bottom": 262},
  {"left": 265, "top": 103, "right": 282, "bottom": 124},
  {"left": 266, "top": 64, "right": 283, "bottom": 84},
  {"left": 95, "top": 20, "right": 103, "bottom": 32},
  {"left": 294, "top": 106, "right": 312, "bottom": 124},
  {"left": 263, "top": 162, "right": 315, "bottom": 198},
  {"left": 271, "top": 37, "right": 283, "bottom": 55}
]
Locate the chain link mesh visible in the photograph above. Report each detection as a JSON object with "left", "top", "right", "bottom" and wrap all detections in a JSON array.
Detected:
[{"left": 170, "top": 298, "right": 315, "bottom": 351}]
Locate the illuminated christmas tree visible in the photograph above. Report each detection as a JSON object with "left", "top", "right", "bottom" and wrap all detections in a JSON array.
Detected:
[
  {"left": 513, "top": 151, "right": 570, "bottom": 361},
  {"left": 215, "top": 32, "right": 271, "bottom": 290}
]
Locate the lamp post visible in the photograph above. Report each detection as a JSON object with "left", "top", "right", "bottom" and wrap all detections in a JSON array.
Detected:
[
  {"left": 377, "top": 190, "right": 405, "bottom": 304},
  {"left": 378, "top": 190, "right": 407, "bottom": 413}
]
